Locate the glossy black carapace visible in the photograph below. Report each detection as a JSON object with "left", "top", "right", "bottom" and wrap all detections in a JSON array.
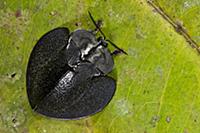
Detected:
[{"left": 26, "top": 12, "right": 127, "bottom": 119}]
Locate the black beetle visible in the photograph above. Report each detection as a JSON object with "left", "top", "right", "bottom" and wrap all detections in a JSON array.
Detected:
[{"left": 26, "top": 12, "right": 127, "bottom": 119}]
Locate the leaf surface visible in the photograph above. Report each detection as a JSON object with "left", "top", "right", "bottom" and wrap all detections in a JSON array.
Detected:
[{"left": 0, "top": 0, "right": 200, "bottom": 133}]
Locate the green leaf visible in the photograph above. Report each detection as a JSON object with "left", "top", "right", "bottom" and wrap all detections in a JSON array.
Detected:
[
  {"left": 154, "top": 0, "right": 200, "bottom": 46},
  {"left": 0, "top": 0, "right": 200, "bottom": 133}
]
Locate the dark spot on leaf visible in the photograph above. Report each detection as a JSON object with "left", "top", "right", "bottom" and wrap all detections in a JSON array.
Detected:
[
  {"left": 12, "top": 118, "right": 17, "bottom": 123},
  {"left": 11, "top": 73, "right": 16, "bottom": 78},
  {"left": 15, "top": 10, "right": 21, "bottom": 18},
  {"left": 75, "top": 22, "right": 82, "bottom": 27},
  {"left": 143, "top": 90, "right": 149, "bottom": 95}
]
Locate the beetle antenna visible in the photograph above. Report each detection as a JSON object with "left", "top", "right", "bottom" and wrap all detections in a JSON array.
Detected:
[
  {"left": 88, "top": 11, "right": 106, "bottom": 39},
  {"left": 88, "top": 11, "right": 127, "bottom": 55},
  {"left": 106, "top": 39, "right": 128, "bottom": 55}
]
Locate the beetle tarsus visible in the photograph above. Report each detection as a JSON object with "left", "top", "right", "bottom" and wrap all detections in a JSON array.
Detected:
[
  {"left": 111, "top": 50, "right": 123, "bottom": 56},
  {"left": 106, "top": 39, "right": 128, "bottom": 55}
]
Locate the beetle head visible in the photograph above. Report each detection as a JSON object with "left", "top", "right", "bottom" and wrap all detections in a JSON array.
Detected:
[
  {"left": 85, "top": 44, "right": 114, "bottom": 75},
  {"left": 69, "top": 29, "right": 113, "bottom": 75},
  {"left": 69, "top": 29, "right": 98, "bottom": 59}
]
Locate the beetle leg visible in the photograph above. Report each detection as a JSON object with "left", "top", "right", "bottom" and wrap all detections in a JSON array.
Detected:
[
  {"left": 111, "top": 50, "right": 123, "bottom": 56},
  {"left": 97, "top": 37, "right": 108, "bottom": 47},
  {"left": 88, "top": 11, "right": 127, "bottom": 55}
]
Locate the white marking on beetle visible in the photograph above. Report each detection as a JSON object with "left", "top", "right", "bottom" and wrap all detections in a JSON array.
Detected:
[
  {"left": 81, "top": 43, "right": 97, "bottom": 59},
  {"left": 86, "top": 45, "right": 102, "bottom": 62},
  {"left": 83, "top": 43, "right": 94, "bottom": 55},
  {"left": 67, "top": 37, "right": 72, "bottom": 49},
  {"left": 55, "top": 71, "right": 74, "bottom": 93}
]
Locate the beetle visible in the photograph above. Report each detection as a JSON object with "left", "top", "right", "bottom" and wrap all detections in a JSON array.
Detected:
[{"left": 26, "top": 12, "right": 127, "bottom": 119}]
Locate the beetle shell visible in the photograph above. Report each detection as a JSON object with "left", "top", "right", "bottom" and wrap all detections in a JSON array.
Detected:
[{"left": 26, "top": 27, "right": 116, "bottom": 119}]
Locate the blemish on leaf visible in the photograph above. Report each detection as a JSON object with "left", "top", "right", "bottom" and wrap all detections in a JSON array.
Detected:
[
  {"left": 128, "top": 48, "right": 139, "bottom": 59},
  {"left": 155, "top": 65, "right": 163, "bottom": 77},
  {"left": 183, "top": 1, "right": 191, "bottom": 9},
  {"left": 10, "top": 73, "right": 16, "bottom": 78},
  {"left": 15, "top": 10, "right": 22, "bottom": 18},
  {"left": 2, "top": 106, "right": 26, "bottom": 130},
  {"left": 43, "top": 129, "right": 47, "bottom": 133},
  {"left": 184, "top": 129, "right": 189, "bottom": 133},
  {"left": 150, "top": 115, "right": 160, "bottom": 128},
  {"left": 75, "top": 22, "right": 82, "bottom": 27},
  {"left": 21, "top": 128, "right": 29, "bottom": 133},
  {"left": 0, "top": 9, "right": 30, "bottom": 41},
  {"left": 50, "top": 11, "right": 58, "bottom": 16},
  {"left": 166, "top": 116, "right": 171, "bottom": 123},
  {"left": 115, "top": 99, "right": 133, "bottom": 116},
  {"left": 135, "top": 26, "right": 146, "bottom": 39},
  {"left": 143, "top": 90, "right": 150, "bottom": 95},
  {"left": 6, "top": 70, "right": 22, "bottom": 83}
]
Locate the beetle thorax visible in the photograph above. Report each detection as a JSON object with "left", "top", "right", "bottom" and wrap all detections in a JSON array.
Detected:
[
  {"left": 69, "top": 29, "right": 114, "bottom": 75},
  {"left": 80, "top": 43, "right": 96, "bottom": 59}
]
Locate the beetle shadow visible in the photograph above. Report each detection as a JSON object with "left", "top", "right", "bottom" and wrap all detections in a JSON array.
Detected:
[{"left": 108, "top": 68, "right": 118, "bottom": 81}]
